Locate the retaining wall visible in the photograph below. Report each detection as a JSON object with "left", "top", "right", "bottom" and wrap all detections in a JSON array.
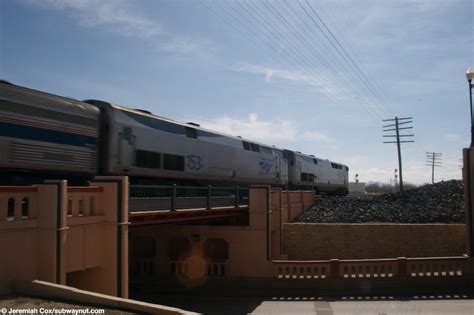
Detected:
[{"left": 282, "top": 223, "right": 467, "bottom": 260}]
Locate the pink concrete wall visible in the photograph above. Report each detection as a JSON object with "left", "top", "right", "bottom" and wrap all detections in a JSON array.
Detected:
[{"left": 0, "top": 177, "right": 129, "bottom": 298}]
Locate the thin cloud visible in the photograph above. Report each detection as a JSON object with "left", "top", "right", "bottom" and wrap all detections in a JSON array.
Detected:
[
  {"left": 191, "top": 112, "right": 332, "bottom": 144},
  {"left": 444, "top": 133, "right": 463, "bottom": 142},
  {"left": 25, "top": 0, "right": 216, "bottom": 60},
  {"left": 160, "top": 37, "right": 217, "bottom": 62},
  {"left": 232, "top": 63, "right": 390, "bottom": 120},
  {"left": 30, "top": 0, "right": 161, "bottom": 38},
  {"left": 234, "top": 63, "right": 349, "bottom": 101}
]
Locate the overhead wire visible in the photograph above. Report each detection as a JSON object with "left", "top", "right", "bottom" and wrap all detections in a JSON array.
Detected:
[
  {"left": 199, "top": 0, "right": 397, "bottom": 122},
  {"left": 267, "top": 0, "right": 384, "bottom": 121},
  {"left": 302, "top": 0, "right": 401, "bottom": 116},
  {"left": 312, "top": 0, "right": 403, "bottom": 116},
  {"left": 239, "top": 0, "right": 382, "bottom": 121}
]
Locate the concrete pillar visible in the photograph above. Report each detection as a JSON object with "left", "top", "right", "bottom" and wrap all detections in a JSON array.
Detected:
[
  {"left": 92, "top": 176, "right": 129, "bottom": 298},
  {"left": 39, "top": 180, "right": 68, "bottom": 285},
  {"left": 249, "top": 186, "right": 272, "bottom": 261}
]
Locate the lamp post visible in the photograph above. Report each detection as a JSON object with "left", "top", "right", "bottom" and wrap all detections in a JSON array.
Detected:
[{"left": 467, "top": 67, "right": 474, "bottom": 147}]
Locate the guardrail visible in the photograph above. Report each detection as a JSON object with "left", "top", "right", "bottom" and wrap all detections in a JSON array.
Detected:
[
  {"left": 273, "top": 256, "right": 469, "bottom": 279},
  {"left": 129, "top": 185, "right": 249, "bottom": 212}
]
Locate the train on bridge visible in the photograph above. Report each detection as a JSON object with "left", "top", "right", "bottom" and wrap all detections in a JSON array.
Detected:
[{"left": 0, "top": 80, "right": 349, "bottom": 195}]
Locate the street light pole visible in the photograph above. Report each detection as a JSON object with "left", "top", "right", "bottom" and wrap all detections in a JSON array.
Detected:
[{"left": 467, "top": 67, "right": 474, "bottom": 147}]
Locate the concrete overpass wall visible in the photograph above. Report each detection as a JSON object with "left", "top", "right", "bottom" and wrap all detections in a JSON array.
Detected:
[{"left": 0, "top": 177, "right": 129, "bottom": 298}]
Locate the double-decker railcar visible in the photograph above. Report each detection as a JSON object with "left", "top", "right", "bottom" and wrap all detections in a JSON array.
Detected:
[{"left": 0, "top": 80, "right": 99, "bottom": 183}]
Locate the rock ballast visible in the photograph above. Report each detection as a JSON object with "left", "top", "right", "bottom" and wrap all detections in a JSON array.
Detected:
[{"left": 294, "top": 180, "right": 465, "bottom": 223}]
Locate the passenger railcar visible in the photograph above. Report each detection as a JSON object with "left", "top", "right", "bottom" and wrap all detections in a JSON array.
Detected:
[{"left": 0, "top": 80, "right": 99, "bottom": 183}]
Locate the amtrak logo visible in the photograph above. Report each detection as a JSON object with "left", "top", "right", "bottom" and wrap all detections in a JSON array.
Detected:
[{"left": 259, "top": 159, "right": 273, "bottom": 174}]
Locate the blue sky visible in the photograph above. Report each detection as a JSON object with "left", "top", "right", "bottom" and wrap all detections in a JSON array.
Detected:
[{"left": 1, "top": 0, "right": 473, "bottom": 184}]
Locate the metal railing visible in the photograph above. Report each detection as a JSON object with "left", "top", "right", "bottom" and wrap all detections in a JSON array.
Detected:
[{"left": 129, "top": 185, "right": 249, "bottom": 212}]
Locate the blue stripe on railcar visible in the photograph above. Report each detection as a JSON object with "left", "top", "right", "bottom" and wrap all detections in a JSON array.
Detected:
[{"left": 0, "top": 121, "right": 97, "bottom": 147}]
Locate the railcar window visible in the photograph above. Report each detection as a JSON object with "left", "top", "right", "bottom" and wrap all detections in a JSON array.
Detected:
[
  {"left": 136, "top": 150, "right": 161, "bottom": 169},
  {"left": 250, "top": 143, "right": 260, "bottom": 152},
  {"left": 164, "top": 153, "right": 185, "bottom": 171},
  {"left": 301, "top": 173, "right": 308, "bottom": 182},
  {"left": 242, "top": 141, "right": 250, "bottom": 150},
  {"left": 185, "top": 127, "right": 197, "bottom": 139},
  {"left": 261, "top": 146, "right": 272, "bottom": 155},
  {"left": 308, "top": 174, "right": 315, "bottom": 182}
]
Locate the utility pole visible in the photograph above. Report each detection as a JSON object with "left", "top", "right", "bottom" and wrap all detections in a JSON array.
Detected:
[
  {"left": 383, "top": 117, "right": 414, "bottom": 192},
  {"left": 425, "top": 152, "right": 442, "bottom": 184}
]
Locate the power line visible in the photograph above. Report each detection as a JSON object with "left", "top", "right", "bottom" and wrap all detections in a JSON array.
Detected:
[
  {"left": 214, "top": 0, "right": 380, "bottom": 121},
  {"left": 301, "top": 0, "right": 401, "bottom": 116},
  {"left": 200, "top": 0, "right": 402, "bottom": 122},
  {"left": 275, "top": 0, "right": 384, "bottom": 120},
  {"left": 383, "top": 117, "right": 414, "bottom": 192},
  {"left": 244, "top": 0, "right": 385, "bottom": 121},
  {"left": 297, "top": 0, "right": 392, "bottom": 118}
]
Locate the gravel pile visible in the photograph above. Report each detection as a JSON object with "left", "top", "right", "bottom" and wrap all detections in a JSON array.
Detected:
[{"left": 294, "top": 180, "right": 465, "bottom": 223}]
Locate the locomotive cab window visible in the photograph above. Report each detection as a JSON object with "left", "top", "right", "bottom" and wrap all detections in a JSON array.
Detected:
[
  {"left": 242, "top": 141, "right": 250, "bottom": 150},
  {"left": 313, "top": 158, "right": 318, "bottom": 165},
  {"left": 163, "top": 154, "right": 185, "bottom": 171},
  {"left": 185, "top": 127, "right": 197, "bottom": 139}
]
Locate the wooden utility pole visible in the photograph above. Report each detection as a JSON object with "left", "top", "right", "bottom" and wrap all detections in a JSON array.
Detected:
[
  {"left": 426, "top": 152, "right": 442, "bottom": 184},
  {"left": 383, "top": 117, "right": 414, "bottom": 192}
]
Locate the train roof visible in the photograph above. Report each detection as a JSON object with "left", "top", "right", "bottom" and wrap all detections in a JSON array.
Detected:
[
  {"left": 88, "top": 99, "right": 288, "bottom": 151},
  {"left": 0, "top": 80, "right": 100, "bottom": 119},
  {"left": 88, "top": 99, "right": 348, "bottom": 168}
]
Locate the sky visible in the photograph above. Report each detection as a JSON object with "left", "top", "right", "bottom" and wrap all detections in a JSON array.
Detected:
[{"left": 1, "top": 0, "right": 473, "bottom": 185}]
